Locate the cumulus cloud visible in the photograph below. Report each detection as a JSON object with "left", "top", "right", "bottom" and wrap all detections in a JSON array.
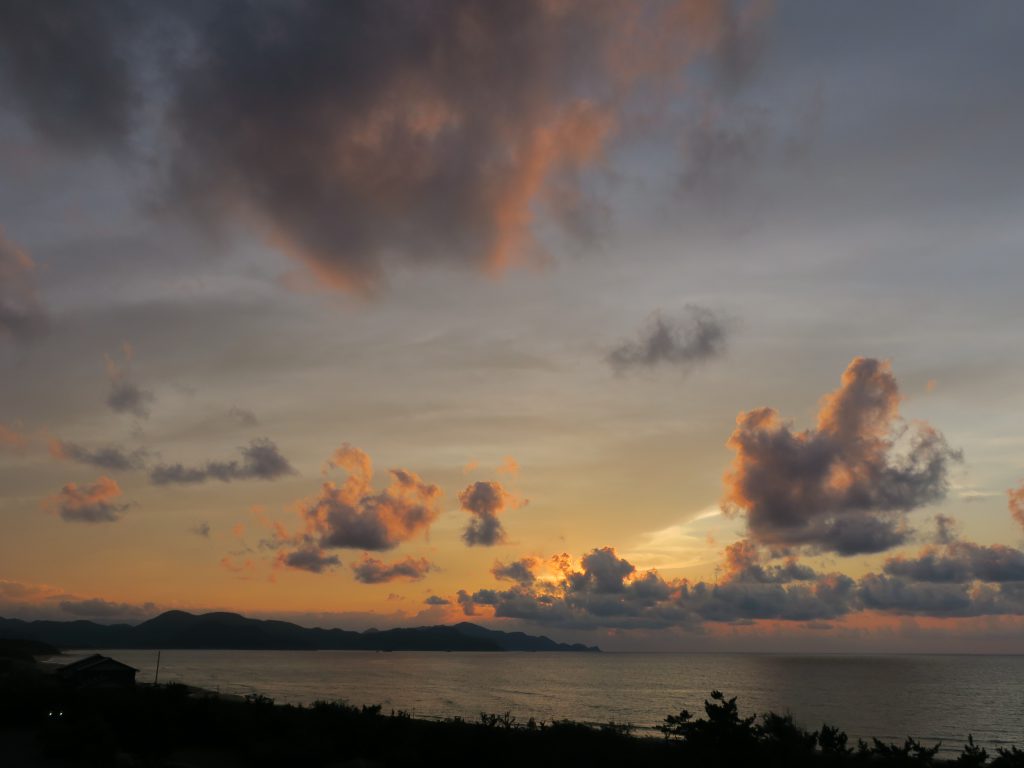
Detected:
[
  {"left": 608, "top": 306, "right": 727, "bottom": 372},
  {"left": 280, "top": 444, "right": 441, "bottom": 557},
  {"left": 281, "top": 547, "right": 341, "bottom": 574},
  {"left": 461, "top": 545, "right": 846, "bottom": 629},
  {"left": 352, "top": 555, "right": 434, "bottom": 584},
  {"left": 883, "top": 541, "right": 1024, "bottom": 584},
  {"left": 492, "top": 557, "right": 538, "bottom": 586},
  {"left": 105, "top": 345, "right": 155, "bottom": 419},
  {"left": 0, "top": 227, "right": 47, "bottom": 344},
  {"left": 1010, "top": 483, "right": 1024, "bottom": 532},
  {"left": 49, "top": 438, "right": 148, "bottom": 471},
  {"left": 149, "top": 437, "right": 294, "bottom": 484},
  {"left": 459, "top": 480, "right": 522, "bottom": 546},
  {"left": 424, "top": 595, "right": 451, "bottom": 606},
  {"left": 722, "top": 357, "right": 961, "bottom": 556},
  {"left": 0, "top": 2, "right": 767, "bottom": 293},
  {"left": 721, "top": 540, "right": 817, "bottom": 584},
  {"left": 45, "top": 475, "right": 129, "bottom": 523},
  {"left": 455, "top": 537, "right": 1024, "bottom": 632},
  {"left": 856, "top": 575, "right": 1024, "bottom": 618}
]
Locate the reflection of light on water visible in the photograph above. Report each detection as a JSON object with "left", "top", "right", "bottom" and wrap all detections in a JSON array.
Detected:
[{"left": 81, "top": 649, "right": 1023, "bottom": 756}]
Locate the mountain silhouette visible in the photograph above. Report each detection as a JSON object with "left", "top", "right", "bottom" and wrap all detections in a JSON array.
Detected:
[{"left": 0, "top": 611, "right": 600, "bottom": 652}]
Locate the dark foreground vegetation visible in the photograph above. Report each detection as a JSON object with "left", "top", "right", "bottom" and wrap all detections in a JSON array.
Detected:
[{"left": 2, "top": 662, "right": 1022, "bottom": 767}]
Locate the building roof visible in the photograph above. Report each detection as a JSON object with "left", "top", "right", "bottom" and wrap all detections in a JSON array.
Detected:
[{"left": 57, "top": 654, "right": 139, "bottom": 675}]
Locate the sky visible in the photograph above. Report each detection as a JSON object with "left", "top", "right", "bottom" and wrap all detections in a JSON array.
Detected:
[{"left": 1, "top": 1, "right": 1024, "bottom": 652}]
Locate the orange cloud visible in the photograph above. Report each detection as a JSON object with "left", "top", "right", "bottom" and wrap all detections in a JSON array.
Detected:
[
  {"left": 0, "top": 423, "right": 29, "bottom": 450},
  {"left": 44, "top": 475, "right": 128, "bottom": 523},
  {"left": 496, "top": 456, "right": 520, "bottom": 476},
  {"left": 154, "top": 1, "right": 772, "bottom": 294},
  {"left": 0, "top": 225, "right": 47, "bottom": 343},
  {"left": 1009, "top": 483, "right": 1024, "bottom": 532},
  {"left": 288, "top": 444, "right": 442, "bottom": 553}
]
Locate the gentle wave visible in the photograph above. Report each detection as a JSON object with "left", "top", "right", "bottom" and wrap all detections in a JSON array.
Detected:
[{"left": 61, "top": 650, "right": 1024, "bottom": 754}]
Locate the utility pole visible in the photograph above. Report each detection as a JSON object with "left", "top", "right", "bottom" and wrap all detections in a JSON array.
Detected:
[{"left": 154, "top": 650, "right": 161, "bottom": 686}]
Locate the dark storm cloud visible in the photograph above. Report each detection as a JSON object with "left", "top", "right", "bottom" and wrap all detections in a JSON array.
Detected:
[
  {"left": 0, "top": 227, "right": 47, "bottom": 344},
  {"left": 149, "top": 437, "right": 294, "bottom": 485},
  {"left": 722, "top": 358, "right": 960, "bottom": 556},
  {"left": 282, "top": 547, "right": 341, "bottom": 574},
  {"left": 607, "top": 306, "right": 727, "bottom": 372},
  {"left": 351, "top": 556, "right": 434, "bottom": 584},
  {"left": 279, "top": 444, "right": 441, "bottom": 556},
  {"left": 0, "top": 0, "right": 141, "bottom": 152},
  {"left": 491, "top": 558, "right": 537, "bottom": 586},
  {"left": 45, "top": 475, "right": 129, "bottom": 523},
  {"left": 0, "top": 1, "right": 767, "bottom": 292},
  {"left": 460, "top": 480, "right": 518, "bottom": 547},
  {"left": 50, "top": 438, "right": 148, "bottom": 471}
]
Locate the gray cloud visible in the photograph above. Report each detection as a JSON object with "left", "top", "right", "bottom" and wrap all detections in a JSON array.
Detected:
[
  {"left": 228, "top": 406, "right": 259, "bottom": 427},
  {"left": 424, "top": 595, "right": 450, "bottom": 606},
  {"left": 149, "top": 437, "right": 294, "bottom": 485},
  {"left": 884, "top": 542, "right": 1024, "bottom": 584},
  {"left": 608, "top": 305, "right": 727, "bottom": 373},
  {"left": 46, "top": 475, "right": 129, "bottom": 523},
  {"left": 855, "top": 575, "right": 1024, "bottom": 618},
  {"left": 722, "top": 540, "right": 818, "bottom": 584},
  {"left": 0, "top": 227, "right": 47, "bottom": 344},
  {"left": 105, "top": 349, "right": 154, "bottom": 419},
  {"left": 278, "top": 444, "right": 441, "bottom": 555},
  {"left": 59, "top": 597, "right": 156, "bottom": 622},
  {"left": 460, "top": 480, "right": 516, "bottom": 547},
  {"left": 50, "top": 438, "right": 148, "bottom": 471},
  {"left": 491, "top": 558, "right": 537, "bottom": 586},
  {"left": 456, "top": 540, "right": 1024, "bottom": 632},
  {"left": 191, "top": 521, "right": 211, "bottom": 538},
  {"left": 723, "top": 358, "right": 961, "bottom": 556},
  {"left": 352, "top": 556, "right": 434, "bottom": 584},
  {"left": 283, "top": 547, "right": 341, "bottom": 574},
  {"left": 0, "top": 1, "right": 141, "bottom": 152},
  {"left": 0, "top": 2, "right": 765, "bottom": 293}
]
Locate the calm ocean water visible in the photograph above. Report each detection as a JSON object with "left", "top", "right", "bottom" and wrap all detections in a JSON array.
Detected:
[{"left": 60, "top": 651, "right": 1024, "bottom": 754}]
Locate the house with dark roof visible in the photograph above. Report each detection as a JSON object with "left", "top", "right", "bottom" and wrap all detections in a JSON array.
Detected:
[{"left": 56, "top": 654, "right": 138, "bottom": 689}]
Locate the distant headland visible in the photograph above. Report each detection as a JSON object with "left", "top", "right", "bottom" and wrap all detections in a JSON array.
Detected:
[{"left": 0, "top": 610, "right": 600, "bottom": 653}]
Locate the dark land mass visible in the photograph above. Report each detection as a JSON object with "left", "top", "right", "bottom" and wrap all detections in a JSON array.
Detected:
[
  {"left": 0, "top": 638, "right": 59, "bottom": 663},
  {"left": 2, "top": 657, "right": 1022, "bottom": 768},
  {"left": 0, "top": 610, "right": 600, "bottom": 652}
]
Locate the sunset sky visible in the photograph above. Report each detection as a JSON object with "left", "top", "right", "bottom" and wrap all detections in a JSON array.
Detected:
[{"left": 2, "top": 1, "right": 1024, "bottom": 652}]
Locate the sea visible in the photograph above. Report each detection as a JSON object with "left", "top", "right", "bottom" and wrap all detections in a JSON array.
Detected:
[{"left": 55, "top": 650, "right": 1024, "bottom": 755}]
